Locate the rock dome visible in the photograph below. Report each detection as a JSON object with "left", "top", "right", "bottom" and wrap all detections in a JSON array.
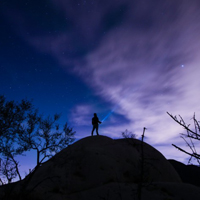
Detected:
[
  {"left": 27, "top": 136, "right": 181, "bottom": 192},
  {"left": 1, "top": 135, "right": 200, "bottom": 200}
]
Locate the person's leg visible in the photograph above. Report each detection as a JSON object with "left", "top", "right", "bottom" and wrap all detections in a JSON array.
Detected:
[
  {"left": 91, "top": 126, "right": 95, "bottom": 136},
  {"left": 96, "top": 125, "right": 99, "bottom": 135}
]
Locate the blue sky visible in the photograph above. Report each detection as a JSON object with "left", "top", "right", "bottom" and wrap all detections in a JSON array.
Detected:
[{"left": 1, "top": 0, "right": 200, "bottom": 176}]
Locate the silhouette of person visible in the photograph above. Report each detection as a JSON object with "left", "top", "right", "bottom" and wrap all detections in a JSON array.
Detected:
[{"left": 91, "top": 113, "right": 102, "bottom": 136}]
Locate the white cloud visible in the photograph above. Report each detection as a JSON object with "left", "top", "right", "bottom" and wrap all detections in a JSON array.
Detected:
[
  {"left": 70, "top": 104, "right": 94, "bottom": 126},
  {"left": 70, "top": 1, "right": 200, "bottom": 162},
  {"left": 7, "top": 0, "right": 200, "bottom": 163}
]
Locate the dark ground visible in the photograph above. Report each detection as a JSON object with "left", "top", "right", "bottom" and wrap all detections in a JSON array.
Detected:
[{"left": 169, "top": 159, "right": 200, "bottom": 187}]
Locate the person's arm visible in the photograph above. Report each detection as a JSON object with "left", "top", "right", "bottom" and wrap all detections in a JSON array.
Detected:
[{"left": 97, "top": 117, "right": 101, "bottom": 124}]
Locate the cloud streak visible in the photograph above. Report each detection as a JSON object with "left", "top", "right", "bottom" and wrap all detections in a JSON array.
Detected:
[
  {"left": 3, "top": 0, "right": 200, "bottom": 162},
  {"left": 73, "top": 0, "right": 200, "bottom": 161}
]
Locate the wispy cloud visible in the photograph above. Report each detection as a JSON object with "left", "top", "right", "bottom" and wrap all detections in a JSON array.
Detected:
[
  {"left": 72, "top": 1, "right": 200, "bottom": 161},
  {"left": 4, "top": 0, "right": 200, "bottom": 162},
  {"left": 70, "top": 104, "right": 93, "bottom": 126}
]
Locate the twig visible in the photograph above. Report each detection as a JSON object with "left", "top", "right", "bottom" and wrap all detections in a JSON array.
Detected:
[
  {"left": 172, "top": 144, "right": 200, "bottom": 159},
  {"left": 138, "top": 127, "right": 146, "bottom": 200}
]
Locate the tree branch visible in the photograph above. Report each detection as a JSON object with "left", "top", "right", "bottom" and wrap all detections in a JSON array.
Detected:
[
  {"left": 172, "top": 144, "right": 200, "bottom": 160},
  {"left": 167, "top": 112, "right": 200, "bottom": 137}
]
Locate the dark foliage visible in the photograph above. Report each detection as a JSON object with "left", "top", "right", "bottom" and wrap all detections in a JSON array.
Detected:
[{"left": 0, "top": 95, "right": 75, "bottom": 184}]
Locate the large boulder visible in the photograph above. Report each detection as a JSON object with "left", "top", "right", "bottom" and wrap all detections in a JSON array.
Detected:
[
  {"left": 24, "top": 136, "right": 181, "bottom": 192},
  {"left": 169, "top": 159, "right": 200, "bottom": 187},
  {"left": 1, "top": 135, "right": 200, "bottom": 200}
]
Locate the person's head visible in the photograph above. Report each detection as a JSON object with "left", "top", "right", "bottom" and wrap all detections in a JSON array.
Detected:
[{"left": 94, "top": 113, "right": 97, "bottom": 117}]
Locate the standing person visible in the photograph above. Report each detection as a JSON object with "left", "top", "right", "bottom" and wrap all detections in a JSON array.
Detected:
[{"left": 91, "top": 113, "right": 101, "bottom": 136}]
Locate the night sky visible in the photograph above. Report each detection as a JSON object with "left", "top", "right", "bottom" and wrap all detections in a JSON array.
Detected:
[{"left": 1, "top": 0, "right": 200, "bottom": 173}]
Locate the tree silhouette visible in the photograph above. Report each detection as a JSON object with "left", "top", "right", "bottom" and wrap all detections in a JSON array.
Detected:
[
  {"left": 122, "top": 127, "right": 147, "bottom": 200},
  {"left": 122, "top": 129, "right": 136, "bottom": 139},
  {"left": 0, "top": 95, "right": 32, "bottom": 183},
  {"left": 18, "top": 113, "right": 75, "bottom": 167},
  {"left": 0, "top": 157, "right": 17, "bottom": 184},
  {"left": 167, "top": 112, "right": 200, "bottom": 165},
  {"left": 0, "top": 95, "right": 75, "bottom": 184}
]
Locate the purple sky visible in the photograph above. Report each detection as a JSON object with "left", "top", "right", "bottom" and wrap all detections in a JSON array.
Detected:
[{"left": 1, "top": 0, "right": 200, "bottom": 175}]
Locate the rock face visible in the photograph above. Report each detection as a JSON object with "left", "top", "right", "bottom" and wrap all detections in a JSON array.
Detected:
[
  {"left": 26, "top": 136, "right": 181, "bottom": 192},
  {"left": 169, "top": 159, "right": 200, "bottom": 187},
  {"left": 1, "top": 136, "right": 200, "bottom": 200}
]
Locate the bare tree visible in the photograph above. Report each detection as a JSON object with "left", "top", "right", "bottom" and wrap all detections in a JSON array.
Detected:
[
  {"left": 0, "top": 157, "right": 17, "bottom": 184},
  {"left": 17, "top": 113, "right": 75, "bottom": 167},
  {"left": 167, "top": 112, "right": 200, "bottom": 165},
  {"left": 122, "top": 127, "right": 147, "bottom": 200},
  {"left": 0, "top": 143, "right": 22, "bottom": 182},
  {"left": 122, "top": 129, "right": 136, "bottom": 139},
  {"left": 0, "top": 95, "right": 75, "bottom": 184},
  {"left": 0, "top": 95, "right": 32, "bottom": 183}
]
